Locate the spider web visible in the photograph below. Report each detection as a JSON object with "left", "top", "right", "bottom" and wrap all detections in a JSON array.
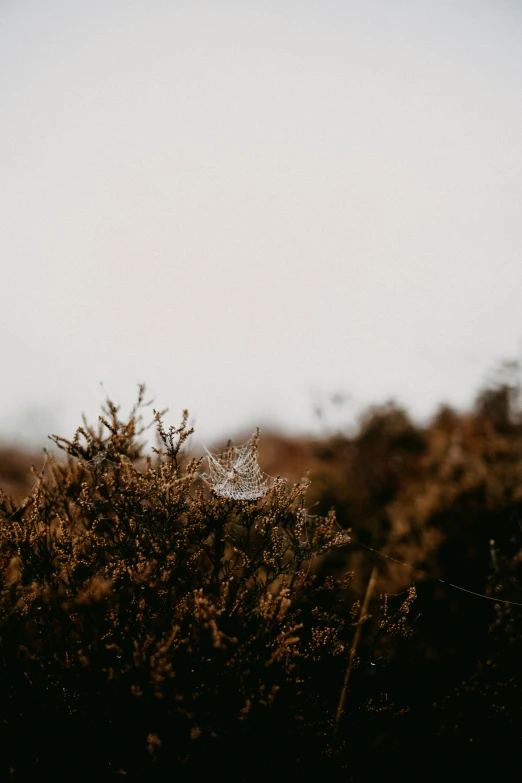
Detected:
[{"left": 201, "top": 430, "right": 272, "bottom": 500}]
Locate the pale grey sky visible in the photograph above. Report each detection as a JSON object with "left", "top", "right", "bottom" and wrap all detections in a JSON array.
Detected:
[{"left": 1, "top": 0, "right": 522, "bottom": 447}]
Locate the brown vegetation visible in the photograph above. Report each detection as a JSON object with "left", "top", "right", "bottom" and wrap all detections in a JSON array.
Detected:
[{"left": 0, "top": 369, "right": 521, "bottom": 780}]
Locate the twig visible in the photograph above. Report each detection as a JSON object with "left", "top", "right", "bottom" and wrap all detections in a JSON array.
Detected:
[{"left": 332, "top": 565, "right": 378, "bottom": 748}]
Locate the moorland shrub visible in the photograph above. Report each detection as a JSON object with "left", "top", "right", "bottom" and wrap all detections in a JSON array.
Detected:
[{"left": 0, "top": 388, "right": 417, "bottom": 781}]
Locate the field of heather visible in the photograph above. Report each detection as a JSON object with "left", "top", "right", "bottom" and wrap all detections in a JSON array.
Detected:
[{"left": 1, "top": 373, "right": 521, "bottom": 781}]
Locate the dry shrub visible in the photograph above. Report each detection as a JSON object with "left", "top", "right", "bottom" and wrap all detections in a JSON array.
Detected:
[
  {"left": 4, "top": 365, "right": 520, "bottom": 780},
  {"left": 0, "top": 387, "right": 410, "bottom": 781},
  {"left": 255, "top": 366, "right": 522, "bottom": 776}
]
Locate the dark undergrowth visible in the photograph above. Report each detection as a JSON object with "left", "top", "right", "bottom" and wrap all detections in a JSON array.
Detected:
[{"left": 1, "top": 366, "right": 521, "bottom": 781}]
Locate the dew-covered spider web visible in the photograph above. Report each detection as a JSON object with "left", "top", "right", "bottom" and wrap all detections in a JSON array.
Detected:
[{"left": 200, "top": 429, "right": 273, "bottom": 500}]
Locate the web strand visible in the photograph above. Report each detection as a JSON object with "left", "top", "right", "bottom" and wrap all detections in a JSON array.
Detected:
[{"left": 354, "top": 540, "right": 522, "bottom": 608}]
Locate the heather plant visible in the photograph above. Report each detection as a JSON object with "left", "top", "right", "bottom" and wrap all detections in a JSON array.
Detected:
[
  {"left": 1, "top": 387, "right": 404, "bottom": 781},
  {"left": 252, "top": 366, "right": 522, "bottom": 775},
  {"left": 7, "top": 369, "right": 521, "bottom": 779}
]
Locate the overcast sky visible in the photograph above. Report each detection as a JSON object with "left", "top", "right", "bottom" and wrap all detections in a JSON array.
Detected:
[{"left": 1, "top": 0, "right": 522, "bottom": 449}]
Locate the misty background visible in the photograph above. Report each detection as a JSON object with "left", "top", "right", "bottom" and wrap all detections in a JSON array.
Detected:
[{"left": 1, "top": 0, "right": 522, "bottom": 449}]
